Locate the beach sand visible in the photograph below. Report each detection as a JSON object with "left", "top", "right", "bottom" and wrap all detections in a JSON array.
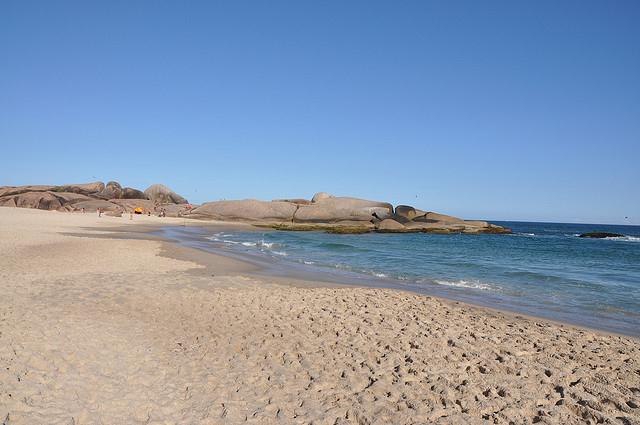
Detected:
[{"left": 1, "top": 207, "right": 638, "bottom": 424}]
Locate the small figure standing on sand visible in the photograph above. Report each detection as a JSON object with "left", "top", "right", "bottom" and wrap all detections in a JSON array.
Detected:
[
  {"left": 97, "top": 208, "right": 102, "bottom": 217},
  {"left": 81, "top": 207, "right": 85, "bottom": 213}
]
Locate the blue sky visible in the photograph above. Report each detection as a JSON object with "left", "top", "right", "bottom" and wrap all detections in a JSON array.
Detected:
[{"left": 1, "top": 1, "right": 639, "bottom": 224}]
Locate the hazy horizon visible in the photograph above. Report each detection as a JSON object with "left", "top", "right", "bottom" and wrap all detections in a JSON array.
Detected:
[{"left": 2, "top": 1, "right": 639, "bottom": 225}]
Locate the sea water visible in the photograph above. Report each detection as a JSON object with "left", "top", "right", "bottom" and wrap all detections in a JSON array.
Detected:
[{"left": 158, "top": 222, "right": 640, "bottom": 336}]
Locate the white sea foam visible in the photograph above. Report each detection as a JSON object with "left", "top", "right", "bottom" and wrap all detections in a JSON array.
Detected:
[
  {"left": 605, "top": 236, "right": 640, "bottom": 242},
  {"left": 373, "top": 272, "right": 387, "bottom": 278},
  {"left": 222, "top": 239, "right": 239, "bottom": 244},
  {"left": 259, "top": 241, "right": 275, "bottom": 248},
  {"left": 303, "top": 260, "right": 315, "bottom": 265},
  {"left": 241, "top": 242, "right": 257, "bottom": 247},
  {"left": 272, "top": 250, "right": 287, "bottom": 256},
  {"left": 432, "top": 279, "right": 494, "bottom": 291}
]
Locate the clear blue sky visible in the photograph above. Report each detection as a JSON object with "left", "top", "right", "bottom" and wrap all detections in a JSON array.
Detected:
[{"left": 1, "top": 1, "right": 639, "bottom": 224}]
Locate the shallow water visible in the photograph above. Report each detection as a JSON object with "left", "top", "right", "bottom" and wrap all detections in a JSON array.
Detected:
[{"left": 158, "top": 221, "right": 640, "bottom": 336}]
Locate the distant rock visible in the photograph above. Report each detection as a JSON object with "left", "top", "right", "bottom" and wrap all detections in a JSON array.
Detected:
[
  {"left": 189, "top": 200, "right": 297, "bottom": 222},
  {"left": 294, "top": 196, "right": 393, "bottom": 224},
  {"left": 311, "top": 192, "right": 333, "bottom": 203},
  {"left": 6, "top": 192, "right": 63, "bottom": 210},
  {"left": 579, "top": 232, "right": 624, "bottom": 239},
  {"left": 144, "top": 184, "right": 188, "bottom": 204},
  {"left": 0, "top": 182, "right": 512, "bottom": 235},
  {"left": 395, "top": 205, "right": 424, "bottom": 220},
  {"left": 97, "top": 181, "right": 123, "bottom": 199},
  {"left": 121, "top": 187, "right": 147, "bottom": 199}
]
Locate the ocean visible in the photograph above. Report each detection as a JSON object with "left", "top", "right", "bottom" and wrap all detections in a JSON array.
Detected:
[{"left": 158, "top": 221, "right": 640, "bottom": 336}]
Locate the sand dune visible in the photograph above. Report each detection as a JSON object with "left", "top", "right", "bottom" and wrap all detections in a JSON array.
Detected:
[{"left": 1, "top": 207, "right": 638, "bottom": 424}]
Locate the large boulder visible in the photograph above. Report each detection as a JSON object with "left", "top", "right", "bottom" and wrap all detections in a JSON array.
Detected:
[
  {"left": 395, "top": 205, "right": 430, "bottom": 220},
  {"left": 293, "top": 196, "right": 393, "bottom": 223},
  {"left": 144, "top": 184, "right": 188, "bottom": 204},
  {"left": 121, "top": 187, "right": 147, "bottom": 199},
  {"left": 8, "top": 192, "right": 63, "bottom": 210},
  {"left": 97, "top": 181, "right": 123, "bottom": 199},
  {"left": 189, "top": 200, "right": 297, "bottom": 222},
  {"left": 311, "top": 192, "right": 333, "bottom": 203}
]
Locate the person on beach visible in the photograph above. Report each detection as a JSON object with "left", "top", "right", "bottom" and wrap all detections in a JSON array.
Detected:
[{"left": 97, "top": 208, "right": 102, "bottom": 217}]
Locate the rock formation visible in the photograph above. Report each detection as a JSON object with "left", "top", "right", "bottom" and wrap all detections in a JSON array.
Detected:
[
  {"left": 0, "top": 181, "right": 189, "bottom": 217},
  {"left": 188, "top": 200, "right": 298, "bottom": 222},
  {"left": 144, "top": 184, "right": 188, "bottom": 204},
  {"left": 0, "top": 183, "right": 509, "bottom": 234},
  {"left": 187, "top": 192, "right": 509, "bottom": 234},
  {"left": 578, "top": 232, "right": 624, "bottom": 238}
]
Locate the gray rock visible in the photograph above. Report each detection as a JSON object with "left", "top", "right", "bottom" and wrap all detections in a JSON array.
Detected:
[
  {"left": 294, "top": 196, "right": 393, "bottom": 223},
  {"left": 189, "top": 200, "right": 297, "bottom": 222},
  {"left": 97, "top": 181, "right": 123, "bottom": 199},
  {"left": 121, "top": 187, "right": 147, "bottom": 199},
  {"left": 8, "top": 191, "right": 63, "bottom": 210},
  {"left": 144, "top": 184, "right": 188, "bottom": 204},
  {"left": 311, "top": 192, "right": 333, "bottom": 203}
]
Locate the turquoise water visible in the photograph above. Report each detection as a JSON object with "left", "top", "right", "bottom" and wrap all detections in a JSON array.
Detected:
[{"left": 160, "top": 222, "right": 640, "bottom": 336}]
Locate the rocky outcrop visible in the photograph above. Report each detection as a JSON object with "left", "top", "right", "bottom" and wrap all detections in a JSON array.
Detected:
[
  {"left": 0, "top": 181, "right": 188, "bottom": 214},
  {"left": 122, "top": 187, "right": 147, "bottom": 199},
  {"left": 144, "top": 184, "right": 188, "bottom": 204},
  {"left": 294, "top": 196, "right": 393, "bottom": 224},
  {"left": 0, "top": 182, "right": 510, "bottom": 235},
  {"left": 579, "top": 232, "right": 624, "bottom": 238},
  {"left": 189, "top": 200, "right": 297, "bottom": 222},
  {"left": 366, "top": 205, "right": 511, "bottom": 234},
  {"left": 8, "top": 192, "right": 64, "bottom": 210},
  {"left": 188, "top": 194, "right": 394, "bottom": 228},
  {"left": 395, "top": 205, "right": 424, "bottom": 221},
  {"left": 97, "top": 181, "right": 123, "bottom": 200},
  {"left": 311, "top": 192, "right": 332, "bottom": 203},
  {"left": 185, "top": 193, "right": 509, "bottom": 235}
]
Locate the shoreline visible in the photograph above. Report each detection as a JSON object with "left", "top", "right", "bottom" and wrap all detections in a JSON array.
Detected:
[
  {"left": 1, "top": 207, "right": 639, "bottom": 424},
  {"left": 67, "top": 217, "right": 639, "bottom": 340},
  {"left": 153, "top": 223, "right": 640, "bottom": 339},
  {"left": 24, "top": 210, "right": 640, "bottom": 339}
]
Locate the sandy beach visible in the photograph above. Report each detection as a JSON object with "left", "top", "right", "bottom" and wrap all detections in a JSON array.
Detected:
[{"left": 1, "top": 207, "right": 639, "bottom": 424}]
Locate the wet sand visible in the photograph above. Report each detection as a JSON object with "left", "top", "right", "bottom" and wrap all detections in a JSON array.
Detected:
[{"left": 1, "top": 207, "right": 639, "bottom": 424}]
